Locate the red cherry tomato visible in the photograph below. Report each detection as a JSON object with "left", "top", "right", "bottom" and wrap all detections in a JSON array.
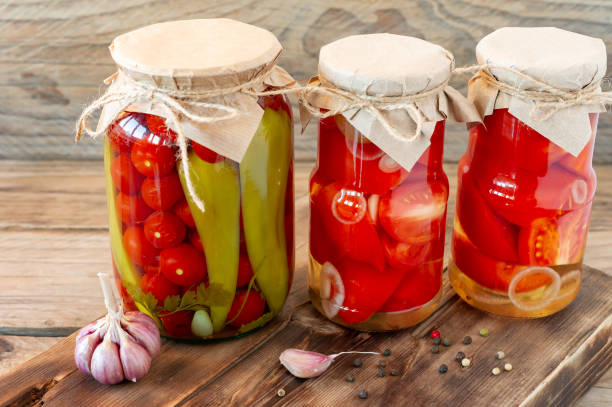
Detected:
[
  {"left": 131, "top": 139, "right": 176, "bottom": 178},
  {"left": 192, "top": 142, "right": 224, "bottom": 164},
  {"left": 159, "top": 310, "right": 193, "bottom": 338},
  {"left": 173, "top": 199, "right": 195, "bottom": 227},
  {"left": 380, "top": 259, "right": 443, "bottom": 312},
  {"left": 123, "top": 226, "right": 159, "bottom": 266},
  {"left": 115, "top": 192, "right": 153, "bottom": 225},
  {"left": 110, "top": 154, "right": 145, "bottom": 195},
  {"left": 455, "top": 159, "right": 519, "bottom": 262},
  {"left": 108, "top": 112, "right": 148, "bottom": 154},
  {"left": 141, "top": 171, "right": 184, "bottom": 211},
  {"left": 188, "top": 228, "right": 203, "bottom": 251},
  {"left": 237, "top": 255, "right": 254, "bottom": 287},
  {"left": 311, "top": 181, "right": 385, "bottom": 271},
  {"left": 160, "top": 244, "right": 207, "bottom": 286},
  {"left": 336, "top": 258, "right": 406, "bottom": 325},
  {"left": 226, "top": 289, "right": 266, "bottom": 328},
  {"left": 380, "top": 232, "right": 432, "bottom": 270},
  {"left": 145, "top": 114, "right": 177, "bottom": 142},
  {"left": 378, "top": 179, "right": 448, "bottom": 243},
  {"left": 140, "top": 271, "right": 180, "bottom": 304},
  {"left": 518, "top": 218, "right": 561, "bottom": 266},
  {"left": 143, "top": 211, "right": 187, "bottom": 249}
]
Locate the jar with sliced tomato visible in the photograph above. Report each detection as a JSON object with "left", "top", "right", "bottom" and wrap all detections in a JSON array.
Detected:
[
  {"left": 449, "top": 27, "right": 605, "bottom": 317},
  {"left": 304, "top": 34, "right": 479, "bottom": 331},
  {"left": 84, "top": 19, "right": 296, "bottom": 339}
]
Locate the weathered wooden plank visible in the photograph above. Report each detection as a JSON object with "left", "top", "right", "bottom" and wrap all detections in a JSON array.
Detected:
[
  {"left": 0, "top": 0, "right": 610, "bottom": 162},
  {"left": 0, "top": 336, "right": 62, "bottom": 373}
]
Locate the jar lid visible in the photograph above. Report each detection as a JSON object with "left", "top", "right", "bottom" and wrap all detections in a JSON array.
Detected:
[
  {"left": 476, "top": 27, "right": 606, "bottom": 90},
  {"left": 110, "top": 18, "right": 283, "bottom": 90},
  {"left": 318, "top": 33, "right": 454, "bottom": 97}
]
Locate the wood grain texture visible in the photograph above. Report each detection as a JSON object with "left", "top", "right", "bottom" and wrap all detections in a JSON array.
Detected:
[
  {"left": 0, "top": 160, "right": 611, "bottom": 405},
  {"left": 0, "top": 0, "right": 610, "bottom": 162}
]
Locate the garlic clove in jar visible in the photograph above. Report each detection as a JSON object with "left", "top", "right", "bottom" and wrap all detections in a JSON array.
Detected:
[
  {"left": 119, "top": 331, "right": 152, "bottom": 382},
  {"left": 90, "top": 335, "right": 125, "bottom": 385}
]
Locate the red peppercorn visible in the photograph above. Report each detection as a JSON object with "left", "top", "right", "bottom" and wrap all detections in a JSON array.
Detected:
[{"left": 431, "top": 330, "right": 441, "bottom": 339}]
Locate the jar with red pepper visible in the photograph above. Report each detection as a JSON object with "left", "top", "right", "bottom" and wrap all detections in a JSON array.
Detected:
[
  {"left": 78, "top": 19, "right": 296, "bottom": 339},
  {"left": 302, "top": 34, "right": 479, "bottom": 330},
  {"left": 450, "top": 27, "right": 607, "bottom": 317}
]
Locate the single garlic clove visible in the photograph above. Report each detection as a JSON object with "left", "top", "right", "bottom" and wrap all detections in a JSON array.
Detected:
[
  {"left": 191, "top": 309, "right": 214, "bottom": 337},
  {"left": 90, "top": 335, "right": 124, "bottom": 385},
  {"left": 77, "top": 319, "right": 103, "bottom": 342},
  {"left": 75, "top": 327, "right": 102, "bottom": 375},
  {"left": 123, "top": 319, "right": 162, "bottom": 358},
  {"left": 119, "top": 333, "right": 152, "bottom": 382},
  {"left": 279, "top": 349, "right": 334, "bottom": 378}
]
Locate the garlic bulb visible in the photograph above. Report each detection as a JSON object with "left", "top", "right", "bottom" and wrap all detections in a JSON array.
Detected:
[
  {"left": 75, "top": 273, "right": 161, "bottom": 385},
  {"left": 279, "top": 349, "right": 379, "bottom": 379}
]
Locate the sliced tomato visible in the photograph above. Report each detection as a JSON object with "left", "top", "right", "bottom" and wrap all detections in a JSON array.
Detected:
[
  {"left": 378, "top": 179, "right": 448, "bottom": 243},
  {"left": 452, "top": 227, "right": 549, "bottom": 292},
  {"left": 143, "top": 211, "right": 186, "bottom": 249},
  {"left": 381, "top": 232, "right": 432, "bottom": 270},
  {"left": 123, "top": 226, "right": 159, "bottom": 267},
  {"left": 192, "top": 142, "right": 225, "bottom": 164},
  {"left": 159, "top": 310, "right": 193, "bottom": 338},
  {"left": 140, "top": 271, "right": 180, "bottom": 304},
  {"left": 131, "top": 139, "right": 177, "bottom": 178},
  {"left": 188, "top": 228, "right": 203, "bottom": 251},
  {"left": 312, "top": 181, "right": 385, "bottom": 270},
  {"left": 160, "top": 244, "right": 207, "bottom": 286},
  {"left": 226, "top": 289, "right": 266, "bottom": 328},
  {"left": 455, "top": 159, "right": 519, "bottom": 261},
  {"left": 518, "top": 218, "right": 561, "bottom": 266},
  {"left": 141, "top": 171, "right": 184, "bottom": 211},
  {"left": 110, "top": 154, "right": 145, "bottom": 195},
  {"left": 237, "top": 255, "right": 254, "bottom": 287},
  {"left": 336, "top": 259, "right": 406, "bottom": 325},
  {"left": 173, "top": 199, "right": 195, "bottom": 227},
  {"left": 379, "top": 259, "right": 443, "bottom": 312},
  {"left": 115, "top": 192, "right": 153, "bottom": 225}
]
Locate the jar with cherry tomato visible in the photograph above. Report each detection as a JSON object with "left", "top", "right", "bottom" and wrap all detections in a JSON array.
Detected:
[
  {"left": 449, "top": 27, "right": 605, "bottom": 317},
  {"left": 90, "top": 20, "right": 295, "bottom": 340},
  {"left": 304, "top": 34, "right": 478, "bottom": 331}
]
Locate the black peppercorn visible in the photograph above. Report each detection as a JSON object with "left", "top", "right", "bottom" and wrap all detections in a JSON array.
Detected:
[
  {"left": 377, "top": 368, "right": 386, "bottom": 377},
  {"left": 463, "top": 336, "right": 472, "bottom": 345},
  {"left": 456, "top": 351, "right": 465, "bottom": 362},
  {"left": 359, "top": 390, "right": 368, "bottom": 400},
  {"left": 346, "top": 374, "right": 355, "bottom": 382},
  {"left": 383, "top": 349, "right": 391, "bottom": 356},
  {"left": 353, "top": 359, "right": 363, "bottom": 368},
  {"left": 439, "top": 364, "right": 448, "bottom": 374},
  {"left": 443, "top": 338, "right": 452, "bottom": 347},
  {"left": 433, "top": 337, "right": 442, "bottom": 345}
]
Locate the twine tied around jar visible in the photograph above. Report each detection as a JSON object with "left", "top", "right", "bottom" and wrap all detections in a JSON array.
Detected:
[
  {"left": 75, "top": 67, "right": 299, "bottom": 212},
  {"left": 299, "top": 76, "right": 451, "bottom": 144},
  {"left": 454, "top": 64, "right": 612, "bottom": 122}
]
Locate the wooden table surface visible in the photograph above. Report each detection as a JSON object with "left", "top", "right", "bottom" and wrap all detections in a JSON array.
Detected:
[{"left": 0, "top": 160, "right": 611, "bottom": 406}]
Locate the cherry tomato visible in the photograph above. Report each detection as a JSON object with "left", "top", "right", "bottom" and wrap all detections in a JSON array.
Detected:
[
  {"left": 140, "top": 271, "right": 180, "bottom": 304},
  {"left": 131, "top": 139, "right": 176, "bottom": 178},
  {"left": 188, "top": 228, "right": 203, "bottom": 251},
  {"left": 379, "top": 259, "right": 443, "bottom": 312},
  {"left": 123, "top": 226, "right": 159, "bottom": 266},
  {"left": 110, "top": 154, "right": 145, "bottom": 195},
  {"left": 518, "top": 218, "right": 561, "bottom": 266},
  {"left": 227, "top": 289, "right": 266, "bottom": 327},
  {"left": 455, "top": 159, "right": 519, "bottom": 261},
  {"left": 192, "top": 142, "right": 224, "bottom": 163},
  {"left": 311, "top": 181, "right": 385, "bottom": 271},
  {"left": 115, "top": 192, "right": 153, "bottom": 225},
  {"left": 336, "top": 258, "right": 406, "bottom": 325},
  {"left": 145, "top": 114, "right": 177, "bottom": 142},
  {"left": 237, "top": 255, "right": 254, "bottom": 287},
  {"left": 160, "top": 244, "right": 207, "bottom": 286},
  {"left": 381, "top": 232, "right": 432, "bottom": 270},
  {"left": 159, "top": 310, "right": 193, "bottom": 338},
  {"left": 141, "top": 171, "right": 184, "bottom": 211},
  {"left": 378, "top": 179, "right": 448, "bottom": 243},
  {"left": 452, "top": 226, "right": 549, "bottom": 292},
  {"left": 143, "top": 211, "right": 186, "bottom": 249},
  {"left": 108, "top": 112, "right": 148, "bottom": 154},
  {"left": 173, "top": 199, "right": 195, "bottom": 227}
]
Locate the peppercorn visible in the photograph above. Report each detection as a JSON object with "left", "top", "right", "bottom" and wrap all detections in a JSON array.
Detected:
[
  {"left": 461, "top": 358, "right": 471, "bottom": 368},
  {"left": 383, "top": 349, "right": 391, "bottom": 357},
  {"left": 443, "top": 338, "right": 452, "bottom": 347},
  {"left": 353, "top": 359, "right": 363, "bottom": 368},
  {"left": 439, "top": 364, "right": 448, "bottom": 374},
  {"left": 456, "top": 351, "right": 465, "bottom": 362},
  {"left": 378, "top": 368, "right": 386, "bottom": 377},
  {"left": 432, "top": 345, "right": 440, "bottom": 354},
  {"left": 391, "top": 369, "right": 400, "bottom": 376},
  {"left": 277, "top": 389, "right": 286, "bottom": 397},
  {"left": 346, "top": 374, "right": 355, "bottom": 383},
  {"left": 496, "top": 351, "right": 505, "bottom": 360},
  {"left": 431, "top": 330, "right": 441, "bottom": 339},
  {"left": 504, "top": 363, "right": 513, "bottom": 372},
  {"left": 433, "top": 337, "right": 441, "bottom": 345},
  {"left": 479, "top": 328, "right": 489, "bottom": 337},
  {"left": 359, "top": 390, "right": 368, "bottom": 400},
  {"left": 492, "top": 367, "right": 501, "bottom": 376},
  {"left": 463, "top": 336, "right": 472, "bottom": 345}
]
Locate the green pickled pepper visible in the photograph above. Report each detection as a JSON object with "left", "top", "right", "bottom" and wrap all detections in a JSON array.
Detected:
[
  {"left": 178, "top": 153, "right": 241, "bottom": 332},
  {"left": 240, "top": 108, "right": 292, "bottom": 315}
]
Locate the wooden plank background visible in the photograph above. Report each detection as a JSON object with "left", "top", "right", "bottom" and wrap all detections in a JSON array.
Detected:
[{"left": 0, "top": 0, "right": 610, "bottom": 162}]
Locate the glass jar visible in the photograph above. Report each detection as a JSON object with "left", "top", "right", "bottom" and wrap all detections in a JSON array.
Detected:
[
  {"left": 106, "top": 93, "right": 294, "bottom": 339},
  {"left": 308, "top": 115, "right": 448, "bottom": 330},
  {"left": 449, "top": 109, "right": 597, "bottom": 317}
]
